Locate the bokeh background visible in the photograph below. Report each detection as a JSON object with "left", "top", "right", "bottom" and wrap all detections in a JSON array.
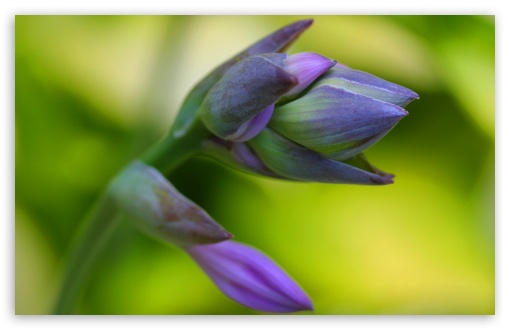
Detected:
[{"left": 15, "top": 15, "right": 495, "bottom": 315}]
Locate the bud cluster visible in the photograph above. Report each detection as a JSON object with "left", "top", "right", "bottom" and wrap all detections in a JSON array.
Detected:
[{"left": 199, "top": 34, "right": 418, "bottom": 185}]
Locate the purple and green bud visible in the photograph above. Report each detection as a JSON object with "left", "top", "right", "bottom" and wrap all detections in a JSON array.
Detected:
[
  {"left": 187, "top": 240, "right": 313, "bottom": 313},
  {"left": 109, "top": 161, "right": 232, "bottom": 248},
  {"left": 266, "top": 63, "right": 418, "bottom": 162},
  {"left": 248, "top": 128, "right": 394, "bottom": 184},
  {"left": 200, "top": 53, "right": 297, "bottom": 142},
  {"left": 172, "top": 19, "right": 313, "bottom": 135},
  {"left": 269, "top": 84, "right": 409, "bottom": 161}
]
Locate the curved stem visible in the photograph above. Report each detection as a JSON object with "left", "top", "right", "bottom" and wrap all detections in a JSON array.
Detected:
[
  {"left": 141, "top": 119, "right": 211, "bottom": 174},
  {"left": 53, "top": 193, "right": 120, "bottom": 314},
  {"left": 53, "top": 119, "right": 209, "bottom": 314}
]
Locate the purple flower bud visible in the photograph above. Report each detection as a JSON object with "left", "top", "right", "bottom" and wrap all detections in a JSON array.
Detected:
[
  {"left": 200, "top": 53, "right": 297, "bottom": 141},
  {"left": 284, "top": 52, "right": 337, "bottom": 97},
  {"left": 109, "top": 161, "right": 233, "bottom": 248},
  {"left": 194, "top": 20, "right": 419, "bottom": 185},
  {"left": 248, "top": 128, "right": 394, "bottom": 185},
  {"left": 269, "top": 85, "right": 409, "bottom": 161},
  {"left": 187, "top": 240, "right": 313, "bottom": 313},
  {"left": 173, "top": 19, "right": 313, "bottom": 135}
]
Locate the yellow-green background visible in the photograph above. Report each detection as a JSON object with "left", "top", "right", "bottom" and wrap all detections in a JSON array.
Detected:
[{"left": 15, "top": 15, "right": 495, "bottom": 314}]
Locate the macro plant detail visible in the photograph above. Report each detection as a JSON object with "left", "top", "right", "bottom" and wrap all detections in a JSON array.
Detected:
[{"left": 53, "top": 19, "right": 418, "bottom": 314}]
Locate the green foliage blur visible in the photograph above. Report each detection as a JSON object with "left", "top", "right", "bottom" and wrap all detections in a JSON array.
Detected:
[{"left": 15, "top": 15, "right": 495, "bottom": 315}]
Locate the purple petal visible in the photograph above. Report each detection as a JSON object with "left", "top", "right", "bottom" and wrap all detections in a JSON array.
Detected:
[
  {"left": 187, "top": 241, "right": 313, "bottom": 313},
  {"left": 284, "top": 52, "right": 336, "bottom": 97},
  {"left": 317, "top": 64, "right": 419, "bottom": 107},
  {"left": 231, "top": 142, "right": 269, "bottom": 172},
  {"left": 226, "top": 104, "right": 275, "bottom": 142}
]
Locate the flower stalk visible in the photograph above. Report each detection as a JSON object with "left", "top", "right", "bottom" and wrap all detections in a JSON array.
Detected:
[
  {"left": 53, "top": 193, "right": 120, "bottom": 314},
  {"left": 53, "top": 18, "right": 418, "bottom": 314},
  {"left": 52, "top": 19, "right": 316, "bottom": 314}
]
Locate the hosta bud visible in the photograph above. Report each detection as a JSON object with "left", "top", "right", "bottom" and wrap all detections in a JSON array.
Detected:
[
  {"left": 109, "top": 161, "right": 232, "bottom": 248},
  {"left": 200, "top": 53, "right": 297, "bottom": 142},
  {"left": 248, "top": 128, "right": 394, "bottom": 185},
  {"left": 269, "top": 84, "right": 409, "bottom": 161},
  {"left": 187, "top": 240, "right": 313, "bottom": 313},
  {"left": 194, "top": 21, "right": 418, "bottom": 185},
  {"left": 173, "top": 19, "right": 313, "bottom": 135}
]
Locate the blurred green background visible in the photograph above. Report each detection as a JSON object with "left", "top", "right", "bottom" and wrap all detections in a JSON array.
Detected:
[{"left": 15, "top": 15, "right": 495, "bottom": 315}]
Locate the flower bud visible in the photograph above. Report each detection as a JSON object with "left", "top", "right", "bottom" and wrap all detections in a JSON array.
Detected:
[
  {"left": 269, "top": 84, "right": 409, "bottom": 161},
  {"left": 248, "top": 128, "right": 394, "bottom": 185},
  {"left": 173, "top": 19, "right": 313, "bottom": 135},
  {"left": 109, "top": 161, "right": 232, "bottom": 248},
  {"left": 200, "top": 53, "right": 297, "bottom": 142},
  {"left": 187, "top": 240, "right": 313, "bottom": 313},
  {"left": 193, "top": 21, "right": 419, "bottom": 186}
]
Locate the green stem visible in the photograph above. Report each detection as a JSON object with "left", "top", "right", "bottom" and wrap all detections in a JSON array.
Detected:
[
  {"left": 53, "top": 193, "right": 120, "bottom": 314},
  {"left": 141, "top": 119, "right": 211, "bottom": 174},
  {"left": 53, "top": 119, "right": 209, "bottom": 314}
]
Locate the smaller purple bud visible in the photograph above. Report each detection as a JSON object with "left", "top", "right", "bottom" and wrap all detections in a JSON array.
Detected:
[
  {"left": 187, "top": 240, "right": 313, "bottom": 313},
  {"left": 284, "top": 52, "right": 337, "bottom": 97},
  {"left": 109, "top": 161, "right": 233, "bottom": 248}
]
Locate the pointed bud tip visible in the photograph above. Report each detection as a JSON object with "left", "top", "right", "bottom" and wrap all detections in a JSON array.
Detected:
[
  {"left": 292, "top": 19, "right": 314, "bottom": 31},
  {"left": 370, "top": 175, "right": 394, "bottom": 185},
  {"left": 187, "top": 240, "right": 313, "bottom": 313},
  {"left": 399, "top": 88, "right": 419, "bottom": 105},
  {"left": 406, "top": 90, "right": 420, "bottom": 101},
  {"left": 295, "top": 299, "right": 314, "bottom": 312},
  {"left": 386, "top": 106, "right": 408, "bottom": 120}
]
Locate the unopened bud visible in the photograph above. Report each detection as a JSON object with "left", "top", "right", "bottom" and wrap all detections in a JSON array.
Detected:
[
  {"left": 269, "top": 85, "right": 408, "bottom": 161},
  {"left": 200, "top": 54, "right": 297, "bottom": 142},
  {"left": 187, "top": 240, "right": 313, "bottom": 313},
  {"left": 248, "top": 128, "right": 394, "bottom": 185},
  {"left": 109, "top": 161, "right": 232, "bottom": 248}
]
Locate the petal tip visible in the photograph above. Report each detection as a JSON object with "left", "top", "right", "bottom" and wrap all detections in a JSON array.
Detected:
[{"left": 296, "top": 18, "right": 314, "bottom": 30}]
